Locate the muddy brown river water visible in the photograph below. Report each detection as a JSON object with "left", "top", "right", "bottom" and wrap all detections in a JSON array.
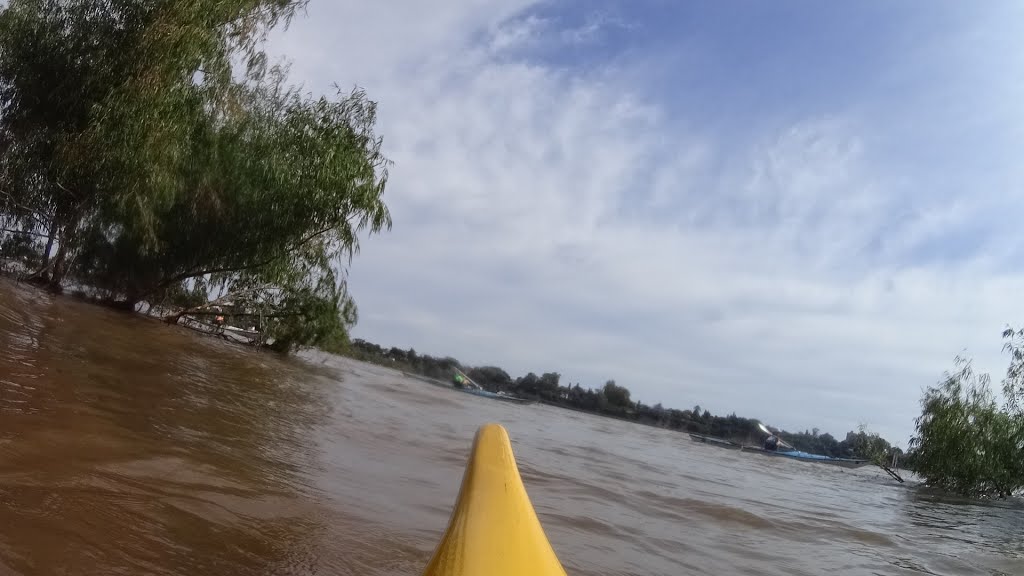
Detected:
[{"left": 1, "top": 278, "right": 1022, "bottom": 576}]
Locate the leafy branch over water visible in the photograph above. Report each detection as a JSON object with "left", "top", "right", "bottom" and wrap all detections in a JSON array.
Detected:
[
  {"left": 0, "top": 0, "right": 391, "bottom": 352},
  {"left": 908, "top": 328, "right": 1024, "bottom": 498}
]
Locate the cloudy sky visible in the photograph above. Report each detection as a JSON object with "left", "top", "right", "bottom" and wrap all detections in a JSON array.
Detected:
[{"left": 266, "top": 1, "right": 1024, "bottom": 445}]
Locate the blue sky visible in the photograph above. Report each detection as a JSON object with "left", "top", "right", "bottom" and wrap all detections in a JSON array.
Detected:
[{"left": 267, "top": 1, "right": 1024, "bottom": 445}]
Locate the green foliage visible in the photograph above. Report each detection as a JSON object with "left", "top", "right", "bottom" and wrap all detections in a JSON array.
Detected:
[
  {"left": 465, "top": 366, "right": 513, "bottom": 390},
  {"left": 349, "top": 340, "right": 462, "bottom": 381},
  {"left": 0, "top": 232, "right": 43, "bottom": 269},
  {"left": 1000, "top": 327, "right": 1024, "bottom": 415},
  {"left": 515, "top": 372, "right": 562, "bottom": 399},
  {"left": 909, "top": 343, "right": 1024, "bottom": 498},
  {"left": 602, "top": 379, "right": 632, "bottom": 409},
  {"left": 0, "top": 0, "right": 391, "bottom": 352},
  {"left": 846, "top": 425, "right": 897, "bottom": 466}
]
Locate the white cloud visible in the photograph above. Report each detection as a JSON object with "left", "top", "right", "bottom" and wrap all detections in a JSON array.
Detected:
[
  {"left": 489, "top": 14, "right": 548, "bottom": 52},
  {"left": 266, "top": 1, "right": 1024, "bottom": 446},
  {"left": 559, "top": 10, "right": 634, "bottom": 45}
]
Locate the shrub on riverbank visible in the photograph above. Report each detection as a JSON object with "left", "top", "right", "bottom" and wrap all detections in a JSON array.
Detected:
[
  {"left": 0, "top": 0, "right": 391, "bottom": 352},
  {"left": 908, "top": 329, "right": 1024, "bottom": 498}
]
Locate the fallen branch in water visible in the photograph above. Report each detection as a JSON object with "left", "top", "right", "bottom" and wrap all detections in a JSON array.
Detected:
[
  {"left": 878, "top": 463, "right": 904, "bottom": 483},
  {"left": 161, "top": 285, "right": 272, "bottom": 324}
]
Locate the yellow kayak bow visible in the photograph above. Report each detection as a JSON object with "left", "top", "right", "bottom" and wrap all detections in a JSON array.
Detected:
[{"left": 422, "top": 423, "right": 569, "bottom": 576}]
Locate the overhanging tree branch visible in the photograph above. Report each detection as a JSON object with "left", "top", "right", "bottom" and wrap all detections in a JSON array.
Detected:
[
  {"left": 0, "top": 190, "right": 52, "bottom": 229},
  {"left": 141, "top": 219, "right": 348, "bottom": 300},
  {"left": 0, "top": 227, "right": 49, "bottom": 238}
]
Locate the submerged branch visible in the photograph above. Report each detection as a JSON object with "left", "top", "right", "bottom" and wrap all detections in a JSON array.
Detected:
[{"left": 161, "top": 284, "right": 273, "bottom": 323}]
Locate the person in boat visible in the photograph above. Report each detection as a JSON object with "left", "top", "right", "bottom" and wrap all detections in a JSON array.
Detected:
[{"left": 763, "top": 433, "right": 780, "bottom": 451}]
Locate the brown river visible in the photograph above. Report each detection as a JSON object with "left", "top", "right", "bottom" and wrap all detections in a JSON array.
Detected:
[{"left": 1, "top": 277, "right": 1022, "bottom": 576}]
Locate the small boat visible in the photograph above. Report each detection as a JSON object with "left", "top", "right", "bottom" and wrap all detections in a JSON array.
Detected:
[
  {"left": 688, "top": 433, "right": 871, "bottom": 469},
  {"left": 453, "top": 368, "right": 533, "bottom": 404},
  {"left": 494, "top": 391, "right": 534, "bottom": 404},
  {"left": 461, "top": 388, "right": 534, "bottom": 404},
  {"left": 462, "top": 388, "right": 502, "bottom": 399},
  {"left": 741, "top": 446, "right": 870, "bottom": 469},
  {"left": 422, "top": 423, "right": 567, "bottom": 576}
]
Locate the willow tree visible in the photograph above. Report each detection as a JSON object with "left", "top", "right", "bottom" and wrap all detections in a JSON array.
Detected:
[
  {"left": 909, "top": 331, "right": 1024, "bottom": 498},
  {"left": 0, "top": 0, "right": 139, "bottom": 273},
  {"left": 0, "top": 0, "right": 392, "bottom": 352},
  {"left": 77, "top": 70, "right": 391, "bottom": 351}
]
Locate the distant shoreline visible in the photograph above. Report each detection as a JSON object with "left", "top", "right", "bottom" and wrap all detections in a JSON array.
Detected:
[{"left": 336, "top": 338, "right": 902, "bottom": 469}]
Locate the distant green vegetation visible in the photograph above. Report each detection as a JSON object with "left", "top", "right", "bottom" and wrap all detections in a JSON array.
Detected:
[
  {"left": 347, "top": 339, "right": 900, "bottom": 462},
  {"left": 352, "top": 329, "right": 1024, "bottom": 498},
  {"left": 908, "top": 328, "right": 1024, "bottom": 498},
  {"left": 0, "top": 0, "right": 390, "bottom": 353}
]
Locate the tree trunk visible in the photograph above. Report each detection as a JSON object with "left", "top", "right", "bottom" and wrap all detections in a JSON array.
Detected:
[
  {"left": 45, "top": 207, "right": 86, "bottom": 291},
  {"left": 47, "top": 238, "right": 69, "bottom": 291},
  {"left": 24, "top": 222, "right": 59, "bottom": 284},
  {"left": 40, "top": 224, "right": 55, "bottom": 270}
]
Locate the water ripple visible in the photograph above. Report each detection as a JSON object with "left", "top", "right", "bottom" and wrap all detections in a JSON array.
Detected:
[{"left": 1, "top": 278, "right": 1023, "bottom": 576}]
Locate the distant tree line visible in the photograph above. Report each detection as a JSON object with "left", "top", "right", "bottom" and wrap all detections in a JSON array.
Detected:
[
  {"left": 355, "top": 325, "right": 1024, "bottom": 499},
  {"left": 347, "top": 339, "right": 899, "bottom": 461}
]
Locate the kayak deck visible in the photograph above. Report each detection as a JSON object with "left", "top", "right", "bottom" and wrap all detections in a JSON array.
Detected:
[{"left": 422, "top": 423, "right": 567, "bottom": 576}]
